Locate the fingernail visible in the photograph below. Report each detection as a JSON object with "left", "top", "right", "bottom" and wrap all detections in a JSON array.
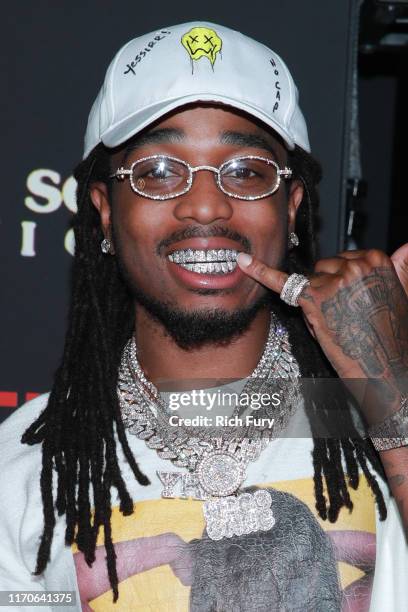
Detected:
[{"left": 237, "top": 253, "right": 253, "bottom": 268}]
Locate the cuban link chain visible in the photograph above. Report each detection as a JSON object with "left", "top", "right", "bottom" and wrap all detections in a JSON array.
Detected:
[{"left": 117, "top": 313, "right": 301, "bottom": 540}]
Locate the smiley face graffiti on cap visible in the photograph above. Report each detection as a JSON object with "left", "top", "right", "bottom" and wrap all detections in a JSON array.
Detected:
[{"left": 181, "top": 27, "right": 222, "bottom": 71}]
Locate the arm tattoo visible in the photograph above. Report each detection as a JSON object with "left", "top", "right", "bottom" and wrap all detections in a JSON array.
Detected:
[{"left": 321, "top": 267, "right": 408, "bottom": 398}]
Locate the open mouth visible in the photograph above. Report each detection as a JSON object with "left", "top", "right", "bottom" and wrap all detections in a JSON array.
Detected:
[{"left": 167, "top": 248, "right": 239, "bottom": 275}]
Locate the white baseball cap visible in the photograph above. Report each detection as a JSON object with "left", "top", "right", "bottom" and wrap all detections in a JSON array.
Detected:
[{"left": 84, "top": 21, "right": 310, "bottom": 158}]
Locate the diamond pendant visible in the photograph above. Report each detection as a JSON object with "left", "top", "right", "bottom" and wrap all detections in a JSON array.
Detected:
[
  {"left": 203, "top": 489, "right": 275, "bottom": 540},
  {"left": 157, "top": 471, "right": 276, "bottom": 541},
  {"left": 196, "top": 450, "right": 245, "bottom": 497}
]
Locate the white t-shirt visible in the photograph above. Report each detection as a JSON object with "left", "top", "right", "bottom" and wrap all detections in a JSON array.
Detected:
[{"left": 0, "top": 394, "right": 407, "bottom": 611}]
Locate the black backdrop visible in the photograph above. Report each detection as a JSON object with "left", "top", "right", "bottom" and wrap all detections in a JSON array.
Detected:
[{"left": 1, "top": 0, "right": 355, "bottom": 421}]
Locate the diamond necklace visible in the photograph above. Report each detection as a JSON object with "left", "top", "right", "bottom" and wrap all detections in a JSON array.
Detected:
[{"left": 117, "top": 312, "right": 301, "bottom": 540}]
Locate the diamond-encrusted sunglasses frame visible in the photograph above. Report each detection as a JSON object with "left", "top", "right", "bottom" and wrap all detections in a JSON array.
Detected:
[{"left": 109, "top": 154, "right": 293, "bottom": 201}]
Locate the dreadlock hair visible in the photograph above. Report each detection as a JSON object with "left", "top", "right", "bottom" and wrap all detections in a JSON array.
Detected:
[
  {"left": 22, "top": 140, "right": 387, "bottom": 601},
  {"left": 22, "top": 143, "right": 150, "bottom": 601},
  {"left": 286, "top": 146, "right": 386, "bottom": 522}
]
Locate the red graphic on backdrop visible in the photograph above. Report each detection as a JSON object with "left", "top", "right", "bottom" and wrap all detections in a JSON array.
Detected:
[
  {"left": 0, "top": 391, "right": 41, "bottom": 408},
  {"left": 0, "top": 392, "right": 18, "bottom": 407}
]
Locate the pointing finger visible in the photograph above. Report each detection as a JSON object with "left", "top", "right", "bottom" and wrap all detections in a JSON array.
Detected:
[
  {"left": 237, "top": 253, "right": 289, "bottom": 294},
  {"left": 391, "top": 243, "right": 408, "bottom": 296}
]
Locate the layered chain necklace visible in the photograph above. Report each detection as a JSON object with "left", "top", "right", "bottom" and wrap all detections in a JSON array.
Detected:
[{"left": 117, "top": 313, "right": 300, "bottom": 540}]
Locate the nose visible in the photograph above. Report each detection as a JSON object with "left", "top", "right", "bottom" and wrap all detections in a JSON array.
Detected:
[{"left": 173, "top": 168, "right": 233, "bottom": 225}]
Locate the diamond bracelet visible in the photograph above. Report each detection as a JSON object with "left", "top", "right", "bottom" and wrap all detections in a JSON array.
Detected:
[{"left": 369, "top": 395, "right": 408, "bottom": 452}]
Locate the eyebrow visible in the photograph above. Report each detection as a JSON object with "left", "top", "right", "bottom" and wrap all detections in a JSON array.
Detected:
[
  {"left": 220, "top": 131, "right": 280, "bottom": 161},
  {"left": 122, "top": 127, "right": 281, "bottom": 163},
  {"left": 122, "top": 128, "right": 185, "bottom": 163}
]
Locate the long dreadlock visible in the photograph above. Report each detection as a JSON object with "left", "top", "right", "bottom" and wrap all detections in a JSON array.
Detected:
[
  {"left": 287, "top": 146, "right": 386, "bottom": 522},
  {"left": 22, "top": 141, "right": 386, "bottom": 601}
]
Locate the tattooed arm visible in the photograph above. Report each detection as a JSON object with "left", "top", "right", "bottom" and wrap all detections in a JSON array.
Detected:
[
  {"left": 318, "top": 259, "right": 408, "bottom": 536},
  {"left": 237, "top": 247, "right": 408, "bottom": 534}
]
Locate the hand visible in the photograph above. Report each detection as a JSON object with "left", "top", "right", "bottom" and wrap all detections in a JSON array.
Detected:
[
  {"left": 237, "top": 249, "right": 408, "bottom": 408},
  {"left": 391, "top": 243, "right": 408, "bottom": 296}
]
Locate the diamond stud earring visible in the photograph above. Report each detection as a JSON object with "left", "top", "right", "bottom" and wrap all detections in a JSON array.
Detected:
[
  {"left": 289, "top": 232, "right": 299, "bottom": 247},
  {"left": 101, "top": 238, "right": 112, "bottom": 254}
]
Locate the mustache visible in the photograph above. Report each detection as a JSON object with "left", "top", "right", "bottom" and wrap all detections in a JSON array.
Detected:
[{"left": 157, "top": 225, "right": 252, "bottom": 255}]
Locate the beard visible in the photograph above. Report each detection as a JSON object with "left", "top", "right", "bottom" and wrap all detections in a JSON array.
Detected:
[
  {"left": 113, "top": 224, "right": 282, "bottom": 350},
  {"left": 115, "top": 250, "right": 273, "bottom": 349},
  {"left": 130, "top": 285, "right": 274, "bottom": 350}
]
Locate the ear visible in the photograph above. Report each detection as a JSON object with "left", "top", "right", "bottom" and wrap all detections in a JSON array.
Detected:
[
  {"left": 90, "top": 181, "right": 115, "bottom": 254},
  {"left": 287, "top": 180, "right": 304, "bottom": 233}
]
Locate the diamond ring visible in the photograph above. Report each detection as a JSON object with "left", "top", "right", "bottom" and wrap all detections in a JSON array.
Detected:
[{"left": 280, "top": 273, "right": 310, "bottom": 307}]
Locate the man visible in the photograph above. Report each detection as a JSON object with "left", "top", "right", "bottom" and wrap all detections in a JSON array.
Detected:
[{"left": 1, "top": 21, "right": 408, "bottom": 611}]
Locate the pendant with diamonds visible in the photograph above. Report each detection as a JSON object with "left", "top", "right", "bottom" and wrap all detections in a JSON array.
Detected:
[
  {"left": 203, "top": 489, "right": 275, "bottom": 540},
  {"left": 196, "top": 450, "right": 245, "bottom": 497}
]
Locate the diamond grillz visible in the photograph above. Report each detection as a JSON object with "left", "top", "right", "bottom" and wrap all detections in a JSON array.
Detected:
[{"left": 168, "top": 249, "right": 239, "bottom": 274}]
